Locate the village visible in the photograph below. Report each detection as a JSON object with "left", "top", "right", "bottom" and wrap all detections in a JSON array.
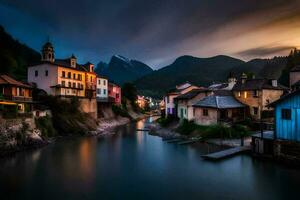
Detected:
[
  {"left": 158, "top": 62, "right": 300, "bottom": 163},
  {"left": 1, "top": 41, "right": 300, "bottom": 164}
]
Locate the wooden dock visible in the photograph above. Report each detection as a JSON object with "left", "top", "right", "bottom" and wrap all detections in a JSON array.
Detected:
[{"left": 202, "top": 146, "right": 251, "bottom": 160}]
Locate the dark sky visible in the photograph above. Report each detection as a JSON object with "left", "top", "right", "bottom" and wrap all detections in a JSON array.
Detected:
[{"left": 1, "top": 0, "right": 300, "bottom": 69}]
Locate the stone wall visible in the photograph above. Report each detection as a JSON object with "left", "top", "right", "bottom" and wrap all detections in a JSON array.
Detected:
[
  {"left": 79, "top": 98, "right": 97, "bottom": 119},
  {"left": 274, "top": 140, "right": 300, "bottom": 163},
  {"left": 194, "top": 108, "right": 218, "bottom": 125}
]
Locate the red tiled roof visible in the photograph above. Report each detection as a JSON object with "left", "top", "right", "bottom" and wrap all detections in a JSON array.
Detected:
[{"left": 0, "top": 75, "right": 31, "bottom": 88}]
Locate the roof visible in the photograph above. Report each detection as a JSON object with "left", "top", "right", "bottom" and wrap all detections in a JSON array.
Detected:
[
  {"left": 208, "top": 83, "right": 229, "bottom": 90},
  {"left": 212, "top": 90, "right": 232, "bottom": 96},
  {"left": 290, "top": 65, "right": 300, "bottom": 72},
  {"left": 268, "top": 90, "right": 300, "bottom": 107},
  {"left": 167, "top": 85, "right": 199, "bottom": 95},
  {"left": 174, "top": 89, "right": 210, "bottom": 100},
  {"left": 30, "top": 58, "right": 94, "bottom": 73},
  {"left": 233, "top": 78, "right": 288, "bottom": 91},
  {"left": 0, "top": 75, "right": 31, "bottom": 88},
  {"left": 193, "top": 95, "right": 245, "bottom": 109},
  {"left": 97, "top": 75, "right": 108, "bottom": 79}
]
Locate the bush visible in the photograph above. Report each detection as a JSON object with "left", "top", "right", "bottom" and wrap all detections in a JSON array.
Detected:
[
  {"left": 176, "top": 119, "right": 199, "bottom": 135},
  {"left": 156, "top": 116, "right": 178, "bottom": 127},
  {"left": 35, "top": 115, "right": 56, "bottom": 138},
  {"left": 112, "top": 104, "right": 131, "bottom": 119}
]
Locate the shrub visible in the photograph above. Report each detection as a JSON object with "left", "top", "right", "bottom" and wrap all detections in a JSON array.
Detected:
[
  {"left": 35, "top": 115, "right": 57, "bottom": 138},
  {"left": 156, "top": 116, "right": 178, "bottom": 127},
  {"left": 112, "top": 104, "right": 131, "bottom": 119}
]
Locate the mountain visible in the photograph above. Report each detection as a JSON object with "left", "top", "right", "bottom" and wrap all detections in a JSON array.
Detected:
[
  {"left": 95, "top": 55, "right": 153, "bottom": 85},
  {"left": 135, "top": 55, "right": 288, "bottom": 98},
  {"left": 0, "top": 25, "right": 41, "bottom": 80}
]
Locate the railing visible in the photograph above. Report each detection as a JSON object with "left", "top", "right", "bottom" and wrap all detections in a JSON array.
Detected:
[{"left": 0, "top": 95, "right": 33, "bottom": 102}]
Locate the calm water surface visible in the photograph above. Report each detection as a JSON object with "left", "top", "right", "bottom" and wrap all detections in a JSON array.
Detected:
[{"left": 1, "top": 117, "right": 300, "bottom": 200}]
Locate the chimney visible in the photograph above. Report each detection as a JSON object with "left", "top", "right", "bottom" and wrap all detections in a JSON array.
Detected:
[
  {"left": 271, "top": 79, "right": 278, "bottom": 87},
  {"left": 241, "top": 73, "right": 247, "bottom": 84}
]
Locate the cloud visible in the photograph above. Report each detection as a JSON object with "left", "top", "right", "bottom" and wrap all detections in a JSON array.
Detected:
[
  {"left": 236, "top": 46, "right": 295, "bottom": 58},
  {"left": 0, "top": 0, "right": 300, "bottom": 69}
]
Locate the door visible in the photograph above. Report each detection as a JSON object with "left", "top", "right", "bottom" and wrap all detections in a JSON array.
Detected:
[{"left": 180, "top": 108, "right": 184, "bottom": 118}]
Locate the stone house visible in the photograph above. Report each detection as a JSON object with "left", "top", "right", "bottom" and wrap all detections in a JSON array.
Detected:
[
  {"left": 232, "top": 74, "right": 287, "bottom": 120},
  {"left": 193, "top": 94, "right": 245, "bottom": 126},
  {"left": 164, "top": 82, "right": 199, "bottom": 117},
  {"left": 174, "top": 88, "right": 212, "bottom": 121}
]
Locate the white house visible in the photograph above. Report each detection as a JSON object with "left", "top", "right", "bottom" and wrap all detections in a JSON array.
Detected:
[
  {"left": 164, "top": 82, "right": 199, "bottom": 117},
  {"left": 96, "top": 75, "right": 108, "bottom": 100},
  {"left": 174, "top": 88, "right": 212, "bottom": 121}
]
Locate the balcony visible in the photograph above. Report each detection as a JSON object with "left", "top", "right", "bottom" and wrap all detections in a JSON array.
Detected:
[
  {"left": 0, "top": 94, "right": 33, "bottom": 102},
  {"left": 85, "top": 82, "right": 96, "bottom": 91}
]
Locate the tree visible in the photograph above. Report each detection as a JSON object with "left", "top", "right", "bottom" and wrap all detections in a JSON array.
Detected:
[{"left": 279, "top": 48, "right": 300, "bottom": 86}]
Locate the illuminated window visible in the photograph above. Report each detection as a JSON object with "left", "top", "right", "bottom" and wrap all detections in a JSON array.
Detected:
[
  {"left": 62, "top": 71, "right": 65, "bottom": 77},
  {"left": 238, "top": 92, "right": 241, "bottom": 97},
  {"left": 253, "top": 90, "right": 259, "bottom": 97},
  {"left": 244, "top": 91, "right": 248, "bottom": 98},
  {"left": 61, "top": 81, "right": 65, "bottom": 86}
]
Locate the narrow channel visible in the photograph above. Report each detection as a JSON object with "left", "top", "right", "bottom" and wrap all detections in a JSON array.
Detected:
[{"left": 0, "top": 117, "right": 299, "bottom": 200}]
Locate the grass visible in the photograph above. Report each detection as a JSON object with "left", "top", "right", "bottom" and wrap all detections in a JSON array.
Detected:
[{"left": 176, "top": 119, "right": 250, "bottom": 139}]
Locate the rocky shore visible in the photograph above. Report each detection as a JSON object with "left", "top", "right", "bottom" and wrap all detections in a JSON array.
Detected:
[{"left": 147, "top": 122, "right": 183, "bottom": 140}]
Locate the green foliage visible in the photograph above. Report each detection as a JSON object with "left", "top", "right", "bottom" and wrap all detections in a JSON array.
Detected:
[
  {"left": 175, "top": 120, "right": 250, "bottom": 139},
  {"left": 42, "top": 96, "right": 97, "bottom": 135},
  {"left": 279, "top": 48, "right": 300, "bottom": 86},
  {"left": 0, "top": 25, "right": 41, "bottom": 80},
  {"left": 156, "top": 116, "right": 178, "bottom": 127},
  {"left": 112, "top": 104, "right": 131, "bottom": 119},
  {"left": 122, "top": 82, "right": 139, "bottom": 111},
  {"left": 35, "top": 116, "right": 57, "bottom": 138}
]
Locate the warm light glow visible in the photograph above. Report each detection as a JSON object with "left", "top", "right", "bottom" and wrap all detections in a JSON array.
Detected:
[{"left": 244, "top": 91, "right": 248, "bottom": 98}]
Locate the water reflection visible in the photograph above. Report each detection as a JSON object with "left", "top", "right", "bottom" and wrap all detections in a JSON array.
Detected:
[{"left": 1, "top": 118, "right": 300, "bottom": 200}]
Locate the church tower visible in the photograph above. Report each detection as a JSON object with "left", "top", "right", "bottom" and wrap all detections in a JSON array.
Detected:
[{"left": 41, "top": 41, "right": 55, "bottom": 62}]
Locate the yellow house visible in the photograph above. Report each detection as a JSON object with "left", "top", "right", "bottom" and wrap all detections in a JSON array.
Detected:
[
  {"left": 28, "top": 42, "right": 96, "bottom": 98},
  {"left": 28, "top": 42, "right": 98, "bottom": 118}
]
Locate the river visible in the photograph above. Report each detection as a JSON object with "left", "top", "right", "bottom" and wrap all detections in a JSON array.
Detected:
[{"left": 0, "top": 117, "right": 300, "bottom": 200}]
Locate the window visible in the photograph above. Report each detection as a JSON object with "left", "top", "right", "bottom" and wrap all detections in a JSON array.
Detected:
[
  {"left": 62, "top": 71, "right": 65, "bottom": 78},
  {"left": 281, "top": 109, "right": 291, "bottom": 120},
  {"left": 90, "top": 77, "right": 92, "bottom": 82},
  {"left": 73, "top": 83, "right": 76, "bottom": 88},
  {"left": 253, "top": 90, "right": 259, "bottom": 97},
  {"left": 238, "top": 92, "right": 241, "bottom": 97},
  {"left": 68, "top": 72, "right": 71, "bottom": 78},
  {"left": 103, "top": 89, "right": 106, "bottom": 95},
  {"left": 244, "top": 91, "right": 248, "bottom": 98},
  {"left": 61, "top": 81, "right": 65, "bottom": 86},
  {"left": 203, "top": 109, "right": 209, "bottom": 116},
  {"left": 68, "top": 82, "right": 71, "bottom": 87},
  {"left": 35, "top": 70, "right": 38, "bottom": 77},
  {"left": 97, "top": 89, "right": 101, "bottom": 94},
  {"left": 98, "top": 80, "right": 101, "bottom": 85},
  {"left": 116, "top": 93, "right": 119, "bottom": 98},
  {"left": 77, "top": 83, "right": 81, "bottom": 88},
  {"left": 103, "top": 80, "right": 106, "bottom": 85},
  {"left": 45, "top": 70, "right": 48, "bottom": 76},
  {"left": 253, "top": 107, "right": 258, "bottom": 115},
  {"left": 73, "top": 74, "right": 76, "bottom": 79}
]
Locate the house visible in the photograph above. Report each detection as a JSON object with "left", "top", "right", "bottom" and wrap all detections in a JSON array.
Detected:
[
  {"left": 96, "top": 75, "right": 108, "bottom": 101},
  {"left": 137, "top": 95, "right": 147, "bottom": 109},
  {"left": 269, "top": 90, "right": 300, "bottom": 142},
  {"left": 108, "top": 82, "right": 121, "bottom": 105},
  {"left": 27, "top": 42, "right": 97, "bottom": 118},
  {"left": 232, "top": 73, "right": 287, "bottom": 120},
  {"left": 164, "top": 82, "right": 199, "bottom": 117},
  {"left": 193, "top": 93, "right": 245, "bottom": 125},
  {"left": 0, "top": 74, "right": 33, "bottom": 113},
  {"left": 174, "top": 88, "right": 212, "bottom": 121}
]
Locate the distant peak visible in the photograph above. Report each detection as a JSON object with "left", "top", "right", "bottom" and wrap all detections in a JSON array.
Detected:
[{"left": 113, "top": 55, "right": 130, "bottom": 63}]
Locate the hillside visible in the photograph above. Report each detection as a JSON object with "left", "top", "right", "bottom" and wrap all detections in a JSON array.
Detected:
[
  {"left": 135, "top": 55, "right": 288, "bottom": 98},
  {"left": 95, "top": 55, "right": 153, "bottom": 85},
  {"left": 0, "top": 25, "right": 41, "bottom": 80}
]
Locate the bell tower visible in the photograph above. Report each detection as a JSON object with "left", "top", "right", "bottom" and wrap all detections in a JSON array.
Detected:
[{"left": 41, "top": 40, "right": 55, "bottom": 62}]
